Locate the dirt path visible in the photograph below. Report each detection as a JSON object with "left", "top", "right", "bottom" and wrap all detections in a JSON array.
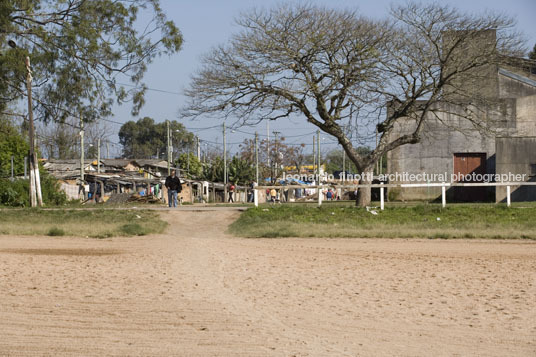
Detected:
[{"left": 0, "top": 208, "right": 535, "bottom": 356}]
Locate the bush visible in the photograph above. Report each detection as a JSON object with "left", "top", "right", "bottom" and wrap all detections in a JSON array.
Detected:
[
  {"left": 47, "top": 227, "right": 65, "bottom": 236},
  {"left": 120, "top": 223, "right": 147, "bottom": 236},
  {"left": 0, "top": 172, "right": 67, "bottom": 207},
  {"left": 0, "top": 179, "right": 29, "bottom": 207}
]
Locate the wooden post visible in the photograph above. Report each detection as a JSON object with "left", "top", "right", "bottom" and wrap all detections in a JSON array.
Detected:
[
  {"left": 97, "top": 138, "right": 101, "bottom": 173},
  {"left": 254, "top": 188, "right": 258, "bottom": 207},
  {"left": 380, "top": 182, "right": 384, "bottom": 210},
  {"left": 441, "top": 184, "right": 446, "bottom": 208},
  {"left": 223, "top": 123, "right": 227, "bottom": 202},
  {"left": 25, "top": 56, "right": 42, "bottom": 206},
  {"left": 506, "top": 185, "right": 511, "bottom": 207}
]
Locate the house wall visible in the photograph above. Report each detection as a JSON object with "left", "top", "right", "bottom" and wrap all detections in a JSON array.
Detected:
[
  {"left": 387, "top": 71, "right": 536, "bottom": 201},
  {"left": 387, "top": 103, "right": 499, "bottom": 201},
  {"left": 495, "top": 137, "right": 536, "bottom": 202},
  {"left": 515, "top": 95, "right": 536, "bottom": 136},
  {"left": 499, "top": 73, "right": 536, "bottom": 99}
]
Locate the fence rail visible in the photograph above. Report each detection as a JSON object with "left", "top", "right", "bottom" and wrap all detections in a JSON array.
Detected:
[{"left": 253, "top": 182, "right": 536, "bottom": 208}]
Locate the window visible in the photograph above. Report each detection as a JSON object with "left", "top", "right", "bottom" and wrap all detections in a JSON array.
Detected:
[{"left": 531, "top": 164, "right": 536, "bottom": 176}]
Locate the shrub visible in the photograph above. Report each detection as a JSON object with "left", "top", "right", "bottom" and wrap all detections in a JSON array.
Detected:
[
  {"left": 47, "top": 227, "right": 65, "bottom": 236},
  {"left": 120, "top": 223, "right": 147, "bottom": 236},
  {"left": 0, "top": 172, "right": 67, "bottom": 207}
]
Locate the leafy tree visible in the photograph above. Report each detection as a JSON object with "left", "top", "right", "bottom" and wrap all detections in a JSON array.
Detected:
[
  {"left": 0, "top": 116, "right": 29, "bottom": 178},
  {"left": 228, "top": 156, "right": 255, "bottom": 186},
  {"left": 118, "top": 117, "right": 194, "bottom": 158},
  {"left": 0, "top": 0, "right": 182, "bottom": 120},
  {"left": 185, "top": 2, "right": 523, "bottom": 205},
  {"left": 0, "top": 117, "right": 66, "bottom": 206},
  {"left": 202, "top": 156, "right": 224, "bottom": 183},
  {"left": 177, "top": 152, "right": 202, "bottom": 179}
]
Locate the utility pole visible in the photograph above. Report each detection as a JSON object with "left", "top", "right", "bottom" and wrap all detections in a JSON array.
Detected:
[
  {"left": 106, "top": 141, "right": 110, "bottom": 159},
  {"left": 223, "top": 123, "right": 227, "bottom": 201},
  {"left": 266, "top": 121, "right": 270, "bottom": 182},
  {"left": 375, "top": 123, "right": 379, "bottom": 175},
  {"left": 273, "top": 131, "right": 280, "bottom": 180},
  {"left": 25, "top": 56, "right": 42, "bottom": 206},
  {"left": 196, "top": 136, "right": 200, "bottom": 161},
  {"left": 80, "top": 114, "right": 84, "bottom": 183},
  {"left": 10, "top": 156, "right": 14, "bottom": 181},
  {"left": 342, "top": 148, "right": 346, "bottom": 183},
  {"left": 187, "top": 147, "right": 190, "bottom": 175},
  {"left": 317, "top": 130, "right": 320, "bottom": 181},
  {"left": 166, "top": 120, "right": 171, "bottom": 175},
  {"left": 255, "top": 132, "right": 259, "bottom": 184},
  {"left": 97, "top": 138, "right": 101, "bottom": 173},
  {"left": 312, "top": 135, "right": 316, "bottom": 179}
]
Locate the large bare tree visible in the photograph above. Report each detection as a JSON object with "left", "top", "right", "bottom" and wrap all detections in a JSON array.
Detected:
[{"left": 184, "top": 3, "right": 523, "bottom": 205}]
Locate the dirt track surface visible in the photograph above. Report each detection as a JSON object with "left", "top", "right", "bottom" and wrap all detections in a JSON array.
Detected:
[{"left": 0, "top": 208, "right": 535, "bottom": 356}]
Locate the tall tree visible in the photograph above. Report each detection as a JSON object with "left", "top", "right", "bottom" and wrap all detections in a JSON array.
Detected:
[
  {"left": 184, "top": 3, "right": 523, "bottom": 205},
  {"left": 119, "top": 117, "right": 194, "bottom": 159},
  {"left": 37, "top": 117, "right": 110, "bottom": 159},
  {"left": 0, "top": 0, "right": 182, "bottom": 121}
]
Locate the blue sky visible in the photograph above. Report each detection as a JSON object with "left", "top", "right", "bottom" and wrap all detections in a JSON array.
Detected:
[{"left": 107, "top": 0, "right": 536, "bottom": 156}]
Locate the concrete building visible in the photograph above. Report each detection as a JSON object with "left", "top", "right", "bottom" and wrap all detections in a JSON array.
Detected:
[{"left": 386, "top": 32, "right": 536, "bottom": 202}]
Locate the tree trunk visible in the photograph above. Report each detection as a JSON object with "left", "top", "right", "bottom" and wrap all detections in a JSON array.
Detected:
[{"left": 356, "top": 167, "right": 373, "bottom": 207}]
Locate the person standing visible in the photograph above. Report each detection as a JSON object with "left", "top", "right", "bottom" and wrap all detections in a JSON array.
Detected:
[
  {"left": 228, "top": 183, "right": 235, "bottom": 203},
  {"left": 165, "top": 170, "right": 182, "bottom": 207}
]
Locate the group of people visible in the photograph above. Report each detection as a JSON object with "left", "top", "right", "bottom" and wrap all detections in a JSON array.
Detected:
[
  {"left": 229, "top": 181, "right": 258, "bottom": 203},
  {"left": 165, "top": 173, "right": 345, "bottom": 206}
]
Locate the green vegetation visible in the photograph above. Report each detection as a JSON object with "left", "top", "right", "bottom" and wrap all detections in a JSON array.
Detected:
[
  {"left": 47, "top": 227, "right": 65, "bottom": 236},
  {"left": 120, "top": 223, "right": 149, "bottom": 236},
  {"left": 0, "top": 209, "right": 167, "bottom": 238},
  {"left": 0, "top": 174, "right": 67, "bottom": 207},
  {"left": 119, "top": 117, "right": 194, "bottom": 158},
  {"left": 229, "top": 204, "right": 536, "bottom": 239},
  {"left": 1, "top": 0, "right": 182, "bottom": 118}
]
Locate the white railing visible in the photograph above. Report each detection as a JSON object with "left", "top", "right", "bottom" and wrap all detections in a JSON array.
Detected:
[{"left": 254, "top": 182, "right": 536, "bottom": 208}]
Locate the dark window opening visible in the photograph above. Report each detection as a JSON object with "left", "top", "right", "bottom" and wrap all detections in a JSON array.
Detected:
[{"left": 530, "top": 164, "right": 536, "bottom": 176}]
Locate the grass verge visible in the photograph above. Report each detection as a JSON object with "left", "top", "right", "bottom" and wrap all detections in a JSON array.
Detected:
[
  {"left": 0, "top": 209, "right": 167, "bottom": 238},
  {"left": 229, "top": 204, "right": 536, "bottom": 239}
]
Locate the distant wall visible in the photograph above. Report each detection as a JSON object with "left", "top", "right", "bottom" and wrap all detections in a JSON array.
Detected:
[
  {"left": 495, "top": 137, "right": 536, "bottom": 202},
  {"left": 498, "top": 71, "right": 536, "bottom": 99},
  {"left": 386, "top": 103, "right": 498, "bottom": 201}
]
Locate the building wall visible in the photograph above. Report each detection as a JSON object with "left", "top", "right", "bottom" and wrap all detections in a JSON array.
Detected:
[
  {"left": 386, "top": 103, "right": 499, "bottom": 201},
  {"left": 499, "top": 73, "right": 536, "bottom": 99},
  {"left": 387, "top": 68, "right": 536, "bottom": 201},
  {"left": 495, "top": 137, "right": 536, "bottom": 202},
  {"left": 515, "top": 95, "right": 536, "bottom": 136}
]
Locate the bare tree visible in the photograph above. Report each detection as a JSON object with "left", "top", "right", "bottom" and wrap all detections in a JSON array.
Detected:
[
  {"left": 184, "top": 2, "right": 523, "bottom": 205},
  {"left": 37, "top": 118, "right": 111, "bottom": 160}
]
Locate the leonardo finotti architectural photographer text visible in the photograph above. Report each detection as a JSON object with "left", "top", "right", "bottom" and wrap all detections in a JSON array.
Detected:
[{"left": 283, "top": 172, "right": 528, "bottom": 183}]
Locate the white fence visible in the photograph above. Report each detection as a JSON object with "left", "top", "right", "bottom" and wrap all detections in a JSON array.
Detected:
[{"left": 254, "top": 182, "right": 536, "bottom": 208}]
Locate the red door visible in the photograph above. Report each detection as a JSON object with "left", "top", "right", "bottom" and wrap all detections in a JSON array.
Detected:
[{"left": 453, "top": 153, "right": 487, "bottom": 201}]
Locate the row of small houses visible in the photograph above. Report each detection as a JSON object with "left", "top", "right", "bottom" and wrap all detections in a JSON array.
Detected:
[{"left": 43, "top": 159, "right": 256, "bottom": 204}]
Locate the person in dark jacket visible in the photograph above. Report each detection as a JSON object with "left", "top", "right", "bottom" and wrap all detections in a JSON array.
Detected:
[{"left": 165, "top": 170, "right": 182, "bottom": 207}]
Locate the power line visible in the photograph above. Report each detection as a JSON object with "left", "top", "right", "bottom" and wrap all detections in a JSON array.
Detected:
[{"left": 115, "top": 82, "right": 181, "bottom": 96}]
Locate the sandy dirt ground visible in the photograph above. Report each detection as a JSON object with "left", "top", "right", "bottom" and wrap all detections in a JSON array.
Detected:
[{"left": 0, "top": 208, "right": 535, "bottom": 356}]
